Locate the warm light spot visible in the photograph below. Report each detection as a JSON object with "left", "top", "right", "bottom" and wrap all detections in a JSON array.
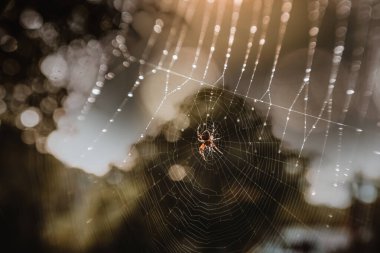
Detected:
[
  {"left": 309, "top": 27, "right": 319, "bottom": 36},
  {"left": 20, "top": 9, "right": 43, "bottom": 29},
  {"left": 281, "top": 12, "right": 290, "bottom": 23},
  {"left": 153, "top": 24, "right": 162, "bottom": 33},
  {"left": 168, "top": 164, "right": 187, "bottom": 181},
  {"left": 234, "top": 0, "right": 243, "bottom": 6},
  {"left": 282, "top": 2, "right": 293, "bottom": 13},
  {"left": 40, "top": 54, "right": 68, "bottom": 83},
  {"left": 20, "top": 107, "right": 41, "bottom": 128},
  {"left": 358, "top": 184, "right": 378, "bottom": 204}
]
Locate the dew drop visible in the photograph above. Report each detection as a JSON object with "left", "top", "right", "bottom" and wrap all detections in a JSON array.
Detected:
[
  {"left": 123, "top": 61, "right": 130, "bottom": 67},
  {"left": 92, "top": 88, "right": 101, "bottom": 95},
  {"left": 105, "top": 72, "right": 115, "bottom": 80}
]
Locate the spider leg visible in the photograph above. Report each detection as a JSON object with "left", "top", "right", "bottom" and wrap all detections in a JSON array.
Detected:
[
  {"left": 197, "top": 126, "right": 206, "bottom": 142},
  {"left": 199, "top": 144, "right": 206, "bottom": 161},
  {"left": 212, "top": 144, "right": 223, "bottom": 154}
]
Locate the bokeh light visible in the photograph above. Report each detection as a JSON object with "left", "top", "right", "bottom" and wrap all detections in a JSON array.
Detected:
[{"left": 20, "top": 107, "right": 41, "bottom": 128}]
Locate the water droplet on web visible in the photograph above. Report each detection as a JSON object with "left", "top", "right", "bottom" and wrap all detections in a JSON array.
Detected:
[
  {"left": 92, "top": 88, "right": 101, "bottom": 95},
  {"left": 112, "top": 49, "right": 121, "bottom": 57},
  {"left": 334, "top": 45, "right": 344, "bottom": 54},
  {"left": 105, "top": 72, "right": 115, "bottom": 80}
]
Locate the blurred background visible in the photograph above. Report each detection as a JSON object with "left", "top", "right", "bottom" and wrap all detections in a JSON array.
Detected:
[{"left": 1, "top": 0, "right": 380, "bottom": 252}]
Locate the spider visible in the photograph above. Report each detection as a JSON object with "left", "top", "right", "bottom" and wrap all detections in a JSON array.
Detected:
[{"left": 197, "top": 124, "right": 223, "bottom": 161}]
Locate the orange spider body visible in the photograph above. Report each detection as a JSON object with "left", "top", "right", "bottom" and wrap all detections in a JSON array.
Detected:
[{"left": 197, "top": 127, "right": 223, "bottom": 161}]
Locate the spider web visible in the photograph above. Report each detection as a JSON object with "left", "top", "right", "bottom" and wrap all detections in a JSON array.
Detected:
[
  {"left": 56, "top": 0, "right": 380, "bottom": 251},
  {"left": 131, "top": 89, "right": 298, "bottom": 252}
]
